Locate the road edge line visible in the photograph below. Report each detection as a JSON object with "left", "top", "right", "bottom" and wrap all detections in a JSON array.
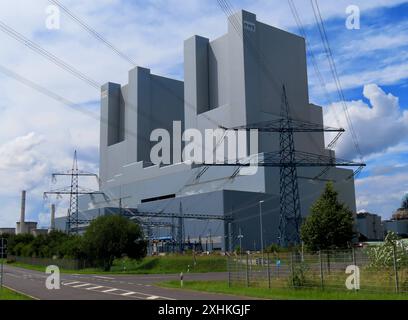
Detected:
[{"left": 3, "top": 285, "right": 40, "bottom": 300}]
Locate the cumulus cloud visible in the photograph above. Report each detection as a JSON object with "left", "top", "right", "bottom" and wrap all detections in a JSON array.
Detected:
[
  {"left": 0, "top": 133, "right": 47, "bottom": 193},
  {"left": 356, "top": 166, "right": 408, "bottom": 218},
  {"left": 324, "top": 84, "right": 408, "bottom": 159},
  {"left": 323, "top": 85, "right": 408, "bottom": 217}
]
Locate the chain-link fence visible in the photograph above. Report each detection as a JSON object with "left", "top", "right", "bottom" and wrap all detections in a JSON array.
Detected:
[{"left": 227, "top": 245, "right": 408, "bottom": 294}]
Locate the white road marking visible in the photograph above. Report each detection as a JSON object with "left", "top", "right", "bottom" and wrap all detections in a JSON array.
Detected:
[
  {"left": 86, "top": 286, "right": 105, "bottom": 290},
  {"left": 61, "top": 280, "right": 176, "bottom": 300},
  {"left": 63, "top": 281, "right": 81, "bottom": 286},
  {"left": 94, "top": 276, "right": 115, "bottom": 280},
  {"left": 72, "top": 283, "right": 92, "bottom": 288}
]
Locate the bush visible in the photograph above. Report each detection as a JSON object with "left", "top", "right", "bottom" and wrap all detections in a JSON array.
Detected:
[
  {"left": 367, "top": 232, "right": 408, "bottom": 268},
  {"left": 82, "top": 215, "right": 147, "bottom": 271},
  {"left": 288, "top": 263, "right": 309, "bottom": 289}
]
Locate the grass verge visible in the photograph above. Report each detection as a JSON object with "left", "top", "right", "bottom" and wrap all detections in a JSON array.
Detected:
[
  {"left": 159, "top": 280, "right": 408, "bottom": 300},
  {"left": 0, "top": 286, "right": 32, "bottom": 300},
  {"left": 6, "top": 255, "right": 227, "bottom": 275}
]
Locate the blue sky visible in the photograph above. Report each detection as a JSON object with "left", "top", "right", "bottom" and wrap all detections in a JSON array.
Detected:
[{"left": 0, "top": 0, "right": 407, "bottom": 228}]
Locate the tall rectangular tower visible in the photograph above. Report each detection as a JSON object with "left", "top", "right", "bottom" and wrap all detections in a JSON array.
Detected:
[{"left": 100, "top": 67, "right": 184, "bottom": 186}]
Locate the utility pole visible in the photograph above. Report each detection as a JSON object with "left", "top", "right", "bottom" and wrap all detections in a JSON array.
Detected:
[
  {"left": 228, "top": 222, "right": 233, "bottom": 253},
  {"left": 178, "top": 203, "right": 184, "bottom": 253},
  {"left": 238, "top": 227, "right": 243, "bottom": 263},
  {"left": 259, "top": 200, "right": 265, "bottom": 262},
  {"left": 0, "top": 238, "right": 7, "bottom": 291},
  {"left": 208, "top": 229, "right": 212, "bottom": 252}
]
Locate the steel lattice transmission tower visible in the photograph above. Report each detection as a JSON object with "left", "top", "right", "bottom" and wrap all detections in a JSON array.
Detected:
[
  {"left": 278, "top": 86, "right": 302, "bottom": 246},
  {"left": 44, "top": 151, "right": 104, "bottom": 234},
  {"left": 205, "top": 85, "right": 365, "bottom": 247},
  {"left": 68, "top": 151, "right": 80, "bottom": 233}
]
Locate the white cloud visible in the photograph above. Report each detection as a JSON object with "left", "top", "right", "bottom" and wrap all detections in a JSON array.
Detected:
[
  {"left": 356, "top": 169, "right": 408, "bottom": 219},
  {"left": 324, "top": 84, "right": 408, "bottom": 160},
  {"left": 324, "top": 85, "right": 408, "bottom": 218},
  {"left": 324, "top": 63, "right": 408, "bottom": 93}
]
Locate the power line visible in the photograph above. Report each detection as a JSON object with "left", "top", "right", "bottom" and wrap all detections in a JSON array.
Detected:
[
  {"left": 310, "top": 0, "right": 363, "bottom": 161},
  {"left": 0, "top": 17, "right": 186, "bottom": 137},
  {"left": 0, "top": 19, "right": 101, "bottom": 89},
  {"left": 48, "top": 0, "right": 226, "bottom": 130},
  {"left": 217, "top": 0, "right": 342, "bottom": 192},
  {"left": 287, "top": 0, "right": 342, "bottom": 130},
  {"left": 48, "top": 0, "right": 138, "bottom": 66},
  {"left": 0, "top": 63, "right": 179, "bottom": 157}
]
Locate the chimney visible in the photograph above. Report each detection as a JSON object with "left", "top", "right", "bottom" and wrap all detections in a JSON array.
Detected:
[
  {"left": 20, "top": 190, "right": 26, "bottom": 224},
  {"left": 17, "top": 190, "right": 27, "bottom": 235},
  {"left": 49, "top": 204, "right": 56, "bottom": 233}
]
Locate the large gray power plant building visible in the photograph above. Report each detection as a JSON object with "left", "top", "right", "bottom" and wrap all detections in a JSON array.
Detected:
[{"left": 56, "top": 11, "right": 357, "bottom": 251}]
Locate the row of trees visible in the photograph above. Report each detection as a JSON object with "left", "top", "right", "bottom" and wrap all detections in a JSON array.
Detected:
[
  {"left": 5, "top": 182, "right": 395, "bottom": 266},
  {"left": 5, "top": 215, "right": 147, "bottom": 271}
]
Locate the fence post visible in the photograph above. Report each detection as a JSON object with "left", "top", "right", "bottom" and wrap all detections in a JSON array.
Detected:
[
  {"left": 319, "top": 250, "right": 324, "bottom": 290},
  {"left": 267, "top": 252, "right": 271, "bottom": 289},
  {"left": 236, "top": 255, "right": 241, "bottom": 285},
  {"left": 327, "top": 251, "right": 331, "bottom": 275},
  {"left": 392, "top": 244, "right": 400, "bottom": 294},
  {"left": 290, "top": 251, "right": 295, "bottom": 288},
  {"left": 352, "top": 247, "right": 356, "bottom": 266},
  {"left": 246, "top": 253, "right": 250, "bottom": 288},
  {"left": 227, "top": 255, "right": 231, "bottom": 288}
]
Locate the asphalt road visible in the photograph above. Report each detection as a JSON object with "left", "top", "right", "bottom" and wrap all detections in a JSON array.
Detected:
[{"left": 2, "top": 264, "right": 248, "bottom": 300}]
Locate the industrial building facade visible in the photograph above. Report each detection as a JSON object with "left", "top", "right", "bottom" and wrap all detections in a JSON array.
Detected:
[{"left": 56, "top": 11, "right": 357, "bottom": 251}]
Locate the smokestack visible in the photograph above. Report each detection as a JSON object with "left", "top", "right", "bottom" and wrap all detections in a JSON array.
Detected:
[
  {"left": 20, "top": 190, "right": 26, "bottom": 224},
  {"left": 49, "top": 204, "right": 56, "bottom": 233}
]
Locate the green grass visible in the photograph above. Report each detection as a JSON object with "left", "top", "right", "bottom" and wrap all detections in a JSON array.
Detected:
[
  {"left": 6, "top": 255, "right": 227, "bottom": 275},
  {"left": 0, "top": 286, "right": 32, "bottom": 300},
  {"left": 159, "top": 280, "right": 408, "bottom": 300}
]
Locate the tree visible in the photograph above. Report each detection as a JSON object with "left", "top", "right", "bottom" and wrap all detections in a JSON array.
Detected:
[
  {"left": 82, "top": 215, "right": 147, "bottom": 271},
  {"left": 300, "top": 182, "right": 354, "bottom": 251}
]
